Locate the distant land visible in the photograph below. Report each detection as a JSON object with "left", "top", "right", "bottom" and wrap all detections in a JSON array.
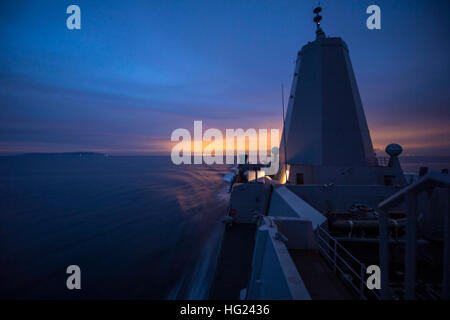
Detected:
[{"left": 18, "top": 152, "right": 107, "bottom": 157}]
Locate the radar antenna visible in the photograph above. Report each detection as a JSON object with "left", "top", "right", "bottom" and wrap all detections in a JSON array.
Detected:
[{"left": 313, "top": 5, "right": 325, "bottom": 39}]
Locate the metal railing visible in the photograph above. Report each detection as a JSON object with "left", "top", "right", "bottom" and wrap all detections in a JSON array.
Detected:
[
  {"left": 378, "top": 171, "right": 450, "bottom": 299},
  {"left": 316, "top": 225, "right": 381, "bottom": 300}
]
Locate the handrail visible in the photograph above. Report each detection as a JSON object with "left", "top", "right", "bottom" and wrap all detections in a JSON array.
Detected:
[
  {"left": 379, "top": 171, "right": 450, "bottom": 209},
  {"left": 377, "top": 171, "right": 449, "bottom": 300},
  {"left": 316, "top": 225, "right": 381, "bottom": 300}
]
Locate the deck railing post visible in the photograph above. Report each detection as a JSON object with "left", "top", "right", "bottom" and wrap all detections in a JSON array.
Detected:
[
  {"left": 443, "top": 187, "right": 450, "bottom": 299},
  {"left": 360, "top": 264, "right": 365, "bottom": 300},
  {"left": 333, "top": 238, "right": 337, "bottom": 273},
  {"left": 405, "top": 190, "right": 418, "bottom": 299},
  {"left": 379, "top": 207, "right": 390, "bottom": 299}
]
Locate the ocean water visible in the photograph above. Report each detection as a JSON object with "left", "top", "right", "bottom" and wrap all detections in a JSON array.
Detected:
[
  {"left": 397, "top": 156, "right": 450, "bottom": 173},
  {"left": 0, "top": 155, "right": 230, "bottom": 299},
  {"left": 0, "top": 155, "right": 449, "bottom": 299}
]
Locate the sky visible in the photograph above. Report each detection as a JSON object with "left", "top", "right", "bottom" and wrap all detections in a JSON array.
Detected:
[{"left": 0, "top": 0, "right": 449, "bottom": 156}]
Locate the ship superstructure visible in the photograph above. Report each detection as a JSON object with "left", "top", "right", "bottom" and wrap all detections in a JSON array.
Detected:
[
  {"left": 276, "top": 7, "right": 404, "bottom": 186},
  {"left": 209, "top": 7, "right": 450, "bottom": 300}
]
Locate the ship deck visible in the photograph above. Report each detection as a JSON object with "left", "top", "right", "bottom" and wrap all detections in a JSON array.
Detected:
[
  {"left": 288, "top": 249, "right": 354, "bottom": 300},
  {"left": 209, "top": 223, "right": 257, "bottom": 300}
]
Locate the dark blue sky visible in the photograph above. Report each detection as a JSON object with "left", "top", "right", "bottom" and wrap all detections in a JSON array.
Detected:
[{"left": 1, "top": 0, "right": 449, "bottom": 155}]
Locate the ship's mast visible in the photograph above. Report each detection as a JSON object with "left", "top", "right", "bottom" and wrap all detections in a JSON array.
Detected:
[
  {"left": 281, "top": 84, "right": 288, "bottom": 182},
  {"left": 275, "top": 3, "right": 381, "bottom": 185},
  {"left": 313, "top": 6, "right": 325, "bottom": 39}
]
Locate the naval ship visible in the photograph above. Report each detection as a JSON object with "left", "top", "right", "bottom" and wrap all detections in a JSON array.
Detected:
[{"left": 208, "top": 7, "right": 450, "bottom": 300}]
